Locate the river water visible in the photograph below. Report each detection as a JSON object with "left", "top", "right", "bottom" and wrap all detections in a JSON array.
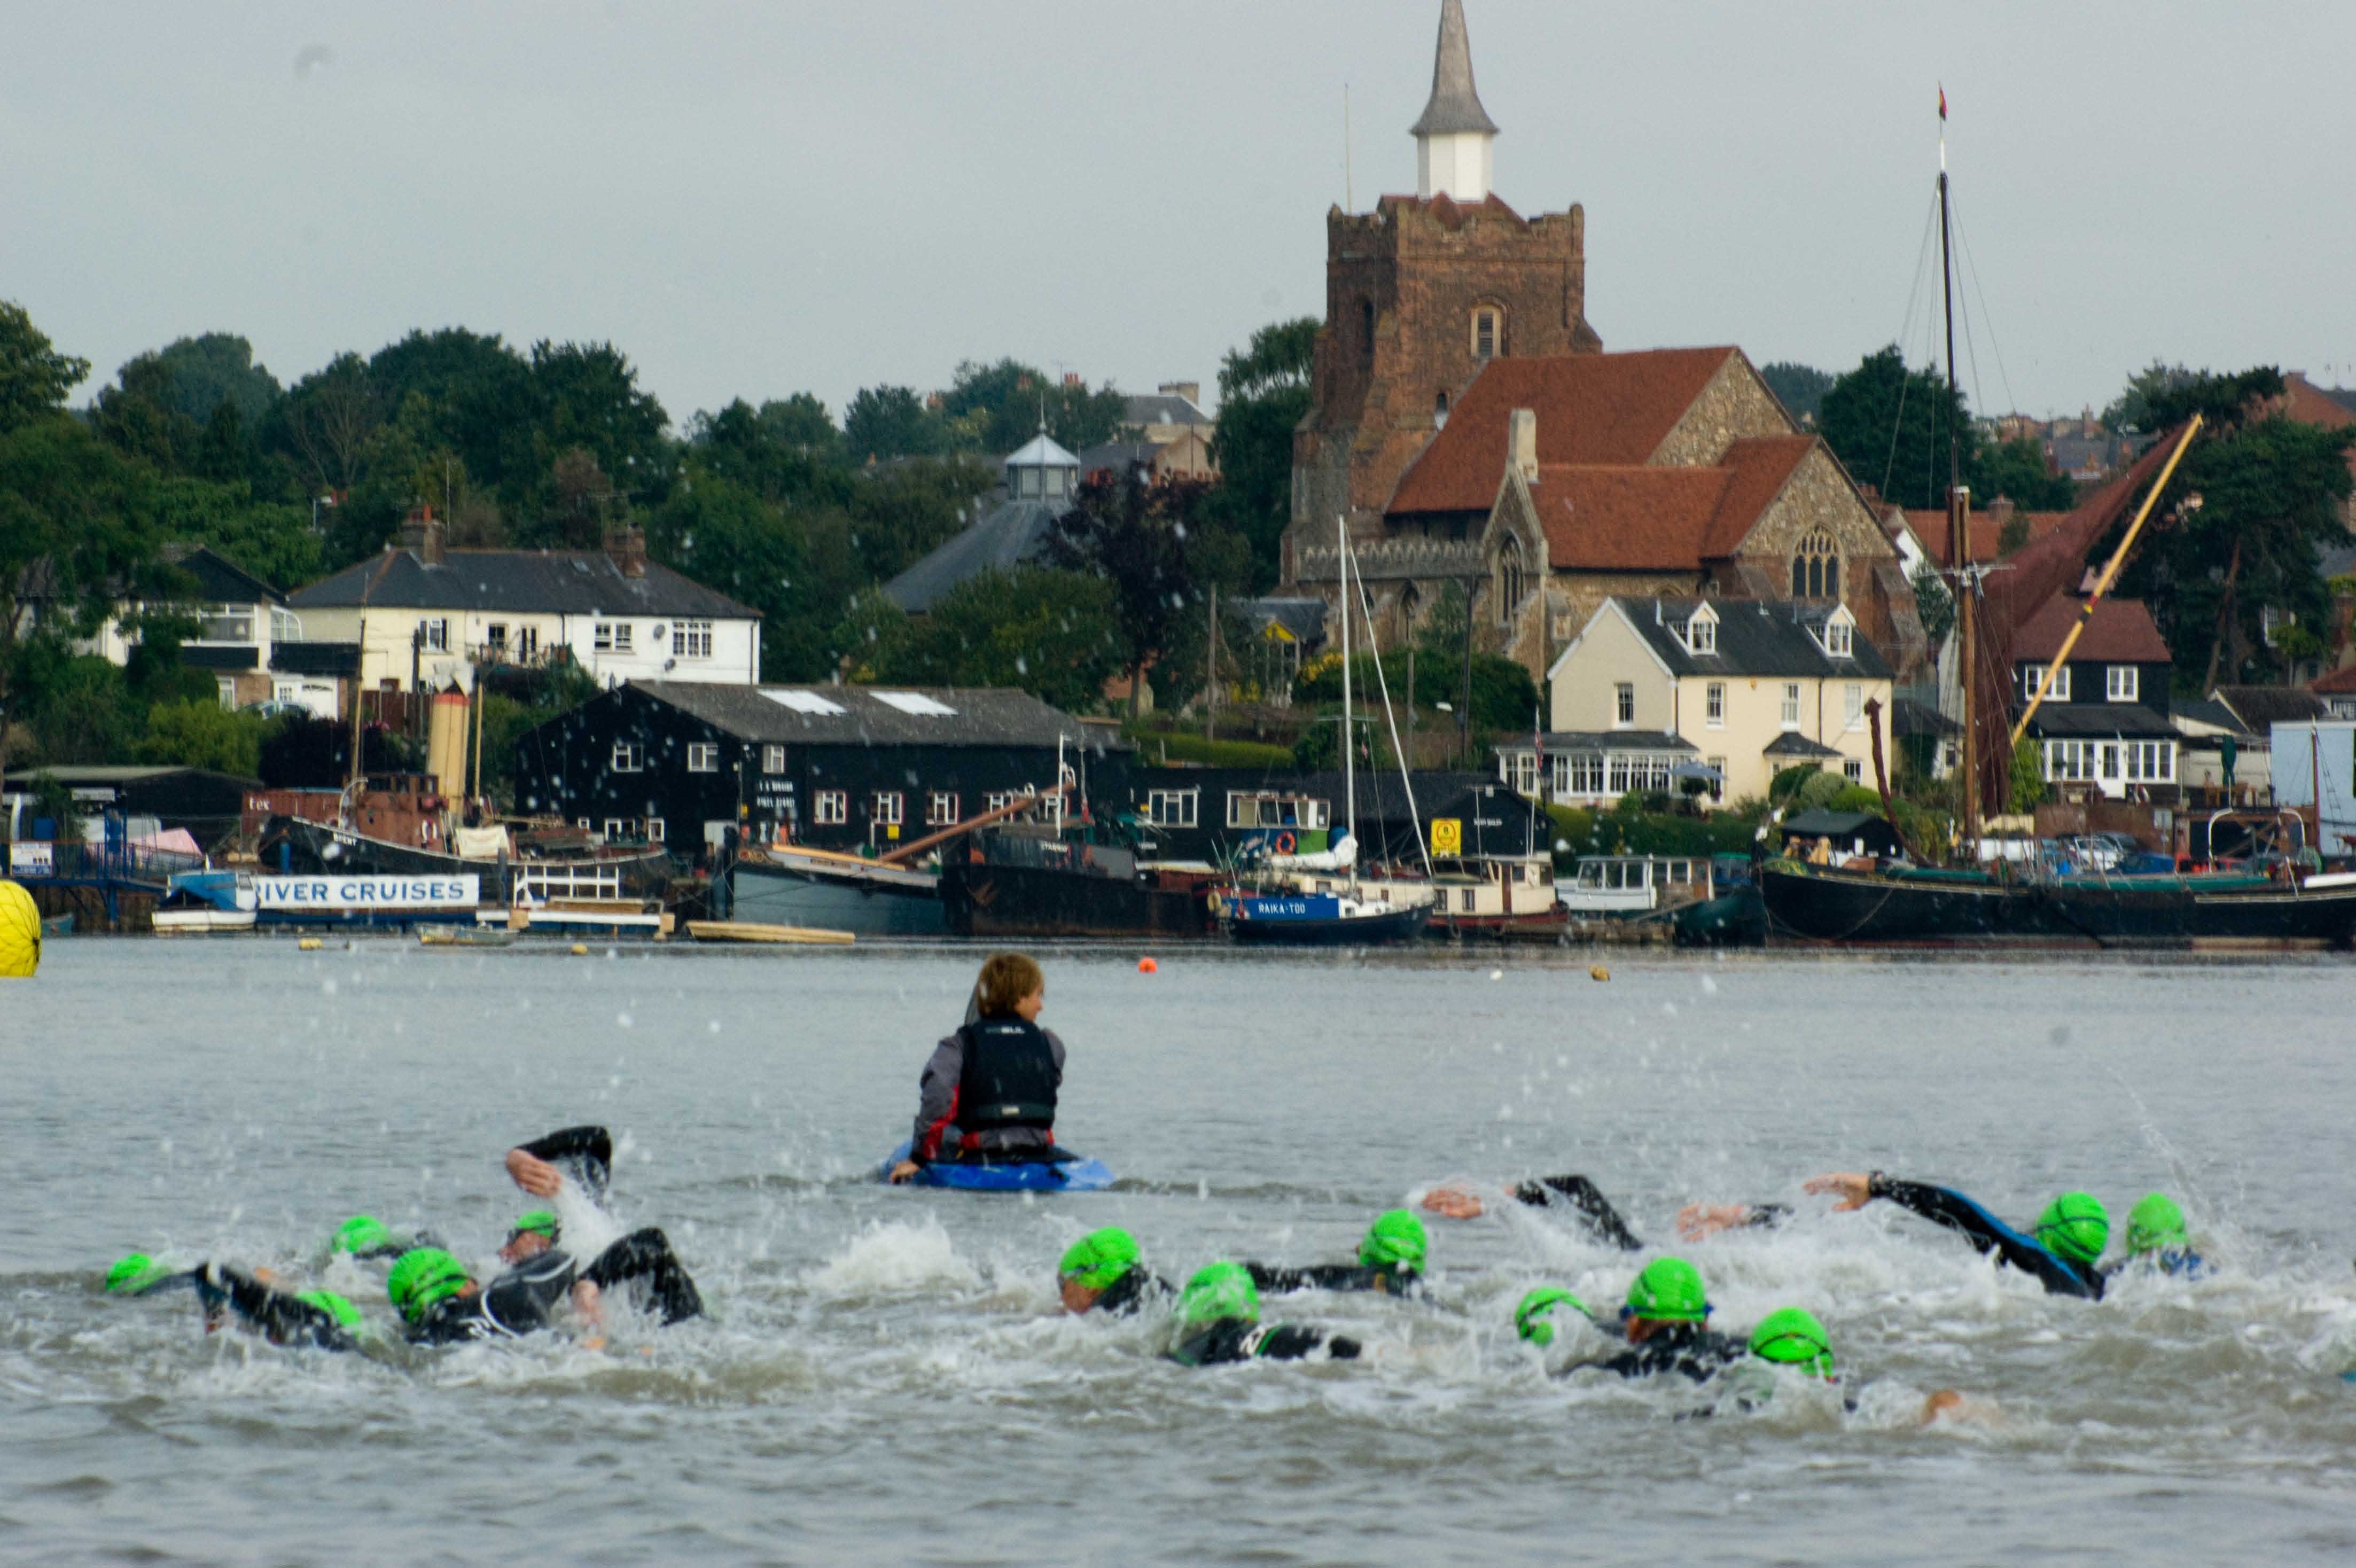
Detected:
[{"left": 5, "top": 939, "right": 2355, "bottom": 1564}]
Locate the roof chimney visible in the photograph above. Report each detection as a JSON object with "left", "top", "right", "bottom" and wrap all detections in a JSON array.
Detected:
[
  {"left": 1158, "top": 380, "right": 1202, "bottom": 409},
  {"left": 603, "top": 524, "right": 647, "bottom": 580},
  {"left": 398, "top": 504, "right": 444, "bottom": 566},
  {"left": 1508, "top": 407, "right": 1538, "bottom": 483}
]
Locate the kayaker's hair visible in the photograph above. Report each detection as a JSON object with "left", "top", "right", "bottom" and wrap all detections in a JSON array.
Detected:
[{"left": 975, "top": 953, "right": 1044, "bottom": 1017}]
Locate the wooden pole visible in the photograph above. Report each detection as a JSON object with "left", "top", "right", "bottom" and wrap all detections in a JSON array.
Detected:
[{"left": 1206, "top": 582, "right": 1218, "bottom": 745}]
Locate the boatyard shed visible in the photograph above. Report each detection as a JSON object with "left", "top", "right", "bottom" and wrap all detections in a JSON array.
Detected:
[{"left": 509, "top": 681, "right": 1117, "bottom": 852}]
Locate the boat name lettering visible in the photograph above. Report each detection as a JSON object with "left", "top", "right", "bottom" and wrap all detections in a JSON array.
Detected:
[{"left": 255, "top": 875, "right": 480, "bottom": 909}]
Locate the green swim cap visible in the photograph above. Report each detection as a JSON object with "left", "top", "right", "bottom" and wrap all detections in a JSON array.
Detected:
[
  {"left": 2125, "top": 1192, "right": 2188, "bottom": 1257},
  {"left": 2034, "top": 1192, "right": 2110, "bottom": 1266},
  {"left": 1358, "top": 1210, "right": 1427, "bottom": 1272},
  {"left": 294, "top": 1290, "right": 364, "bottom": 1331},
  {"left": 105, "top": 1253, "right": 168, "bottom": 1293},
  {"left": 507, "top": 1211, "right": 560, "bottom": 1244},
  {"left": 331, "top": 1215, "right": 392, "bottom": 1256},
  {"left": 385, "top": 1247, "right": 471, "bottom": 1323},
  {"left": 1514, "top": 1286, "right": 1590, "bottom": 1346},
  {"left": 1749, "top": 1307, "right": 1835, "bottom": 1378},
  {"left": 1624, "top": 1257, "right": 1709, "bottom": 1323},
  {"left": 1175, "top": 1261, "right": 1259, "bottom": 1328},
  {"left": 1058, "top": 1227, "right": 1139, "bottom": 1291}
]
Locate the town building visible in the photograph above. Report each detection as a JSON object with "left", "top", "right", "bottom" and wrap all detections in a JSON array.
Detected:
[
  {"left": 283, "top": 511, "right": 761, "bottom": 695},
  {"left": 1276, "top": 3, "right": 1921, "bottom": 689},
  {"left": 509, "top": 681, "right": 1112, "bottom": 853},
  {"left": 1535, "top": 595, "right": 1895, "bottom": 807},
  {"left": 1076, "top": 431, "right": 1217, "bottom": 486},
  {"left": 1113, "top": 766, "right": 1500, "bottom": 865},
  {"left": 883, "top": 434, "right": 1082, "bottom": 613},
  {"left": 2009, "top": 595, "right": 2179, "bottom": 801},
  {"left": 1123, "top": 383, "right": 1215, "bottom": 444},
  {"left": 80, "top": 545, "right": 340, "bottom": 716}
]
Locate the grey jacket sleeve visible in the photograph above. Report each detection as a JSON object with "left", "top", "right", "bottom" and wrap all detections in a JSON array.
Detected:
[{"left": 911, "top": 1033, "right": 966, "bottom": 1157}]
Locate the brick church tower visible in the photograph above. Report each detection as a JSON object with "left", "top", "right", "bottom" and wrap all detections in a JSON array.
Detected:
[
  {"left": 1285, "top": 0, "right": 1600, "bottom": 573},
  {"left": 1291, "top": 3, "right": 1602, "bottom": 567}
]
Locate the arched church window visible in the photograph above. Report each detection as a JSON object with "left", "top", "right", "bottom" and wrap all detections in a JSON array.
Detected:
[
  {"left": 1471, "top": 305, "right": 1503, "bottom": 362},
  {"left": 1434, "top": 388, "right": 1450, "bottom": 429},
  {"left": 1790, "top": 529, "right": 1840, "bottom": 600},
  {"left": 1495, "top": 539, "right": 1525, "bottom": 623},
  {"left": 1360, "top": 299, "right": 1376, "bottom": 358}
]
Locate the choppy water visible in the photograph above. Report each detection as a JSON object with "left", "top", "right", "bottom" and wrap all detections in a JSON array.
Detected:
[{"left": 5, "top": 939, "right": 2356, "bottom": 1565}]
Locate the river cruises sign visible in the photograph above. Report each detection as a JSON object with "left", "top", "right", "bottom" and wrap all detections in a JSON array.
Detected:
[{"left": 255, "top": 875, "right": 480, "bottom": 910}]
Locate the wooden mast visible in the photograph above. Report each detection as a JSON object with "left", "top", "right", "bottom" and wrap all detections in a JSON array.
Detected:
[{"left": 1938, "top": 99, "right": 1979, "bottom": 853}]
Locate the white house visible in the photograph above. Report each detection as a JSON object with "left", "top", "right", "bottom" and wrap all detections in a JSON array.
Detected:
[
  {"left": 284, "top": 511, "right": 761, "bottom": 695},
  {"left": 83, "top": 544, "right": 340, "bottom": 717}
]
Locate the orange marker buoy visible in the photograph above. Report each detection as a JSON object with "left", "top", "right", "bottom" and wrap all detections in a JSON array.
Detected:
[{"left": 1137, "top": 956, "right": 1158, "bottom": 973}]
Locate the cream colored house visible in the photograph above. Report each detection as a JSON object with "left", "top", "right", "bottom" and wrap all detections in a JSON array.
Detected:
[{"left": 1530, "top": 596, "right": 1896, "bottom": 807}]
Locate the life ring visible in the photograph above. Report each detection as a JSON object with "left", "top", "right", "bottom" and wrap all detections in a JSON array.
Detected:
[{"left": 1273, "top": 831, "right": 1297, "bottom": 854}]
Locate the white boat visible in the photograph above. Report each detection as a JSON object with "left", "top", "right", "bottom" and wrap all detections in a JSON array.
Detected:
[{"left": 1557, "top": 855, "right": 1713, "bottom": 917}]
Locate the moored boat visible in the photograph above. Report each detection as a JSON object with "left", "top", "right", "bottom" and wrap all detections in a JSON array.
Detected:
[{"left": 730, "top": 843, "right": 945, "bottom": 937}]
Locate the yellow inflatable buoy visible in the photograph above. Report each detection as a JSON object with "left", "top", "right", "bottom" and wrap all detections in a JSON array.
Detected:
[
  {"left": 298, "top": 937, "right": 324, "bottom": 950},
  {"left": 1588, "top": 965, "right": 1610, "bottom": 982},
  {"left": 571, "top": 943, "right": 589, "bottom": 956},
  {"left": 0, "top": 880, "right": 41, "bottom": 977}
]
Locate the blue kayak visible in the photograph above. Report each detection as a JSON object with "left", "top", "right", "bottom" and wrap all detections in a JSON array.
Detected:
[{"left": 877, "top": 1140, "right": 1114, "bottom": 1192}]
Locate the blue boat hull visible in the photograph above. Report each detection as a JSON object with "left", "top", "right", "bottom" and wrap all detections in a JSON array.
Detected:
[
  {"left": 877, "top": 1140, "right": 1114, "bottom": 1192},
  {"left": 1224, "top": 894, "right": 1429, "bottom": 946}
]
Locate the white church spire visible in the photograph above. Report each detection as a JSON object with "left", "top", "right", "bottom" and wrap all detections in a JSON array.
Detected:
[{"left": 1410, "top": 0, "right": 1497, "bottom": 202}]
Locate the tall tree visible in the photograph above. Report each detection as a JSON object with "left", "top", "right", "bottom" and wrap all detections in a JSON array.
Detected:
[
  {"left": 1972, "top": 435, "right": 2076, "bottom": 511},
  {"left": 844, "top": 384, "right": 943, "bottom": 460},
  {"left": 1048, "top": 472, "right": 1230, "bottom": 716},
  {"left": 138, "top": 333, "right": 282, "bottom": 426},
  {"left": 1209, "top": 317, "right": 1317, "bottom": 588},
  {"left": 940, "top": 357, "right": 1130, "bottom": 455},
  {"left": 1758, "top": 361, "right": 1832, "bottom": 426},
  {"left": 0, "top": 301, "right": 90, "bottom": 435},
  {"left": 1819, "top": 345, "right": 1981, "bottom": 511},
  {"left": 883, "top": 566, "right": 1122, "bottom": 714},
  {"left": 2101, "top": 360, "right": 2199, "bottom": 434}
]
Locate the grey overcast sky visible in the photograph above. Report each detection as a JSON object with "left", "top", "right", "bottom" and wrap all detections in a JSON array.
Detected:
[{"left": 6, "top": 2, "right": 2353, "bottom": 425}]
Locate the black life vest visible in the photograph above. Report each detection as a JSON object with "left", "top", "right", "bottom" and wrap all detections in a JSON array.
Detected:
[{"left": 956, "top": 1018, "right": 1057, "bottom": 1132}]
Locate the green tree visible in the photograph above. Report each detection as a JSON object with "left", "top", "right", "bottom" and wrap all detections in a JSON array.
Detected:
[
  {"left": 1758, "top": 362, "right": 1832, "bottom": 426},
  {"left": 0, "top": 300, "right": 90, "bottom": 435},
  {"left": 1909, "top": 561, "right": 1954, "bottom": 644},
  {"left": 1819, "top": 345, "right": 1981, "bottom": 511},
  {"left": 646, "top": 470, "right": 823, "bottom": 680},
  {"left": 2008, "top": 736, "right": 2047, "bottom": 814},
  {"left": 939, "top": 357, "right": 1129, "bottom": 456},
  {"left": 138, "top": 333, "right": 282, "bottom": 426},
  {"left": 846, "top": 456, "right": 997, "bottom": 582},
  {"left": 1973, "top": 435, "right": 2075, "bottom": 511},
  {"left": 844, "top": 385, "right": 943, "bottom": 460},
  {"left": 884, "top": 566, "right": 1121, "bottom": 713},
  {"left": 152, "top": 477, "right": 321, "bottom": 591},
  {"left": 759, "top": 393, "right": 839, "bottom": 456},
  {"left": 1210, "top": 317, "right": 1317, "bottom": 587},
  {"left": 2101, "top": 360, "right": 2198, "bottom": 434},
  {"left": 141, "top": 699, "right": 267, "bottom": 776},
  {"left": 1048, "top": 472, "right": 1221, "bottom": 715}
]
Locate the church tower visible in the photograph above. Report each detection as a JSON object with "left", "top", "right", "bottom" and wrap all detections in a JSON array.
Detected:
[{"left": 1285, "top": 0, "right": 1600, "bottom": 567}]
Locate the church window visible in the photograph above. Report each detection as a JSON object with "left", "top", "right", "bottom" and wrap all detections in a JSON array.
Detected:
[
  {"left": 1495, "top": 541, "right": 1525, "bottom": 622},
  {"left": 1360, "top": 299, "right": 1376, "bottom": 358},
  {"left": 1434, "top": 389, "right": 1450, "bottom": 428},
  {"left": 1791, "top": 530, "right": 1840, "bottom": 600},
  {"left": 1471, "top": 306, "right": 1503, "bottom": 362}
]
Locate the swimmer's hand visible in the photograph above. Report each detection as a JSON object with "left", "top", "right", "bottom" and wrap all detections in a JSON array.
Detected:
[
  {"left": 1920, "top": 1388, "right": 1997, "bottom": 1425},
  {"left": 1676, "top": 1203, "right": 1754, "bottom": 1241},
  {"left": 1419, "top": 1184, "right": 1486, "bottom": 1220},
  {"left": 886, "top": 1160, "right": 920, "bottom": 1184},
  {"left": 506, "top": 1147, "right": 563, "bottom": 1197},
  {"left": 1803, "top": 1172, "right": 1874, "bottom": 1211}
]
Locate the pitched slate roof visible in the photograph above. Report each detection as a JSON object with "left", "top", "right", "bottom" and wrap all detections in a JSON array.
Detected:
[
  {"left": 161, "top": 544, "right": 283, "bottom": 605},
  {"left": 1388, "top": 348, "right": 1743, "bottom": 516},
  {"left": 2171, "top": 697, "right": 2256, "bottom": 737},
  {"left": 1410, "top": 0, "right": 1499, "bottom": 136},
  {"left": 1610, "top": 596, "right": 1894, "bottom": 680},
  {"left": 629, "top": 681, "right": 1108, "bottom": 751},
  {"left": 1122, "top": 392, "right": 1210, "bottom": 429},
  {"left": 2212, "top": 684, "right": 2330, "bottom": 730},
  {"left": 287, "top": 548, "right": 759, "bottom": 620},
  {"left": 1493, "top": 730, "right": 1695, "bottom": 755},
  {"left": 1763, "top": 732, "right": 1842, "bottom": 758},
  {"left": 2019, "top": 703, "right": 2180, "bottom": 739},
  {"left": 2011, "top": 595, "right": 2171, "bottom": 664},
  {"left": 880, "top": 498, "right": 1069, "bottom": 613}
]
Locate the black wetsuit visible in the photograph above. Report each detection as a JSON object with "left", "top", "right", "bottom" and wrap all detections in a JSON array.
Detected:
[
  {"left": 1864, "top": 1173, "right": 2102, "bottom": 1299},
  {"left": 579, "top": 1228, "right": 704, "bottom": 1324},
  {"left": 1510, "top": 1174, "right": 1789, "bottom": 1251},
  {"left": 1244, "top": 1262, "right": 1419, "bottom": 1297},
  {"left": 407, "top": 1247, "right": 580, "bottom": 1345},
  {"left": 1092, "top": 1267, "right": 1174, "bottom": 1317},
  {"left": 194, "top": 1265, "right": 358, "bottom": 1353},
  {"left": 121, "top": 1268, "right": 202, "bottom": 1298},
  {"left": 1589, "top": 1322, "right": 1748, "bottom": 1383},
  {"left": 517, "top": 1125, "right": 613, "bottom": 1198},
  {"left": 1168, "top": 1317, "right": 1361, "bottom": 1366}
]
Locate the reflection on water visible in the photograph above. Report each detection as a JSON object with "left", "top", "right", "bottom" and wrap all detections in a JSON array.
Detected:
[{"left": 5, "top": 940, "right": 2356, "bottom": 1563}]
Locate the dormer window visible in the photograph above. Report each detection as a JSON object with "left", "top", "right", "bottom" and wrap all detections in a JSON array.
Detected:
[
  {"left": 1823, "top": 620, "right": 1852, "bottom": 658},
  {"left": 1684, "top": 607, "right": 1718, "bottom": 656}
]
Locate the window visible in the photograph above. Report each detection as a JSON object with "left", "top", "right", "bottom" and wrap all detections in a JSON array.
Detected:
[
  {"left": 1511, "top": 752, "right": 1538, "bottom": 797},
  {"left": 872, "top": 791, "right": 904, "bottom": 825},
  {"left": 674, "top": 620, "right": 713, "bottom": 659},
  {"left": 603, "top": 818, "right": 626, "bottom": 839},
  {"left": 1705, "top": 756, "right": 1726, "bottom": 803},
  {"left": 1567, "top": 755, "right": 1605, "bottom": 796},
  {"left": 516, "top": 626, "right": 539, "bottom": 659},
  {"left": 1225, "top": 792, "right": 1330, "bottom": 829},
  {"left": 1614, "top": 683, "right": 1635, "bottom": 728},
  {"left": 274, "top": 680, "right": 301, "bottom": 704},
  {"left": 1687, "top": 616, "right": 1716, "bottom": 655},
  {"left": 645, "top": 819, "right": 665, "bottom": 842},
  {"left": 814, "top": 790, "right": 848, "bottom": 825},
  {"left": 576, "top": 817, "right": 590, "bottom": 830},
  {"left": 763, "top": 744, "right": 787, "bottom": 774},
  {"left": 686, "top": 743, "right": 719, "bottom": 773},
  {"left": 595, "top": 622, "right": 633, "bottom": 653},
  {"left": 2107, "top": 665, "right": 2138, "bottom": 703},
  {"left": 987, "top": 791, "right": 1019, "bottom": 813},
  {"left": 611, "top": 740, "right": 642, "bottom": 773},
  {"left": 485, "top": 623, "right": 509, "bottom": 653},
  {"left": 1144, "top": 788, "right": 1198, "bottom": 828},
  {"left": 1781, "top": 683, "right": 1801, "bottom": 729},
  {"left": 1790, "top": 530, "right": 1839, "bottom": 600},
  {"left": 1495, "top": 542, "right": 1525, "bottom": 622},
  {"left": 420, "top": 617, "right": 449, "bottom": 652},
  {"left": 1471, "top": 305, "right": 1502, "bottom": 361},
  {"left": 1844, "top": 683, "right": 1863, "bottom": 731},
  {"left": 1705, "top": 682, "right": 1725, "bottom": 728},
  {"left": 1460, "top": 888, "right": 1478, "bottom": 912},
  {"left": 215, "top": 676, "right": 236, "bottom": 709},
  {"left": 927, "top": 791, "right": 960, "bottom": 826},
  {"left": 1550, "top": 754, "right": 1571, "bottom": 797},
  {"left": 1843, "top": 759, "right": 1863, "bottom": 783},
  {"left": 1823, "top": 619, "right": 1853, "bottom": 658},
  {"left": 270, "top": 606, "right": 302, "bottom": 642},
  {"left": 2100, "top": 745, "right": 2120, "bottom": 781},
  {"left": 198, "top": 606, "right": 253, "bottom": 642},
  {"left": 2125, "top": 741, "right": 2175, "bottom": 781}
]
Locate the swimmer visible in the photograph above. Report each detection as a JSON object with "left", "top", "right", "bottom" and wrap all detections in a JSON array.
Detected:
[
  {"left": 1057, "top": 1227, "right": 1171, "bottom": 1315},
  {"left": 1585, "top": 1258, "right": 1748, "bottom": 1382},
  {"left": 104, "top": 1253, "right": 199, "bottom": 1298},
  {"left": 1246, "top": 1210, "right": 1426, "bottom": 1296},
  {"left": 1166, "top": 1262, "right": 1361, "bottom": 1367},
  {"left": 495, "top": 1209, "right": 704, "bottom": 1325},
  {"left": 190, "top": 1263, "right": 366, "bottom": 1352},
  {"left": 890, "top": 953, "right": 1066, "bottom": 1184},
  {"left": 1804, "top": 1171, "right": 2110, "bottom": 1299},
  {"left": 2117, "top": 1192, "right": 2205, "bottom": 1279},
  {"left": 1422, "top": 1174, "right": 1788, "bottom": 1250},
  {"left": 325, "top": 1214, "right": 438, "bottom": 1261}
]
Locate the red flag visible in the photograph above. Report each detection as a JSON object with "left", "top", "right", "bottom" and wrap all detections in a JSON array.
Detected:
[{"left": 1938, "top": 85, "right": 1947, "bottom": 120}]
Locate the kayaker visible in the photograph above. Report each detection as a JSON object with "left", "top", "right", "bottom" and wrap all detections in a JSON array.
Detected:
[
  {"left": 1804, "top": 1171, "right": 2110, "bottom": 1299},
  {"left": 1166, "top": 1262, "right": 1361, "bottom": 1367},
  {"left": 1056, "top": 1227, "right": 1171, "bottom": 1315},
  {"left": 1422, "top": 1173, "right": 1789, "bottom": 1250},
  {"left": 1246, "top": 1209, "right": 1427, "bottom": 1295},
  {"left": 889, "top": 953, "right": 1065, "bottom": 1183}
]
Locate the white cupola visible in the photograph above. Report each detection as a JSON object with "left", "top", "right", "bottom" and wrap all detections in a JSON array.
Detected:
[{"left": 1411, "top": 0, "right": 1499, "bottom": 203}]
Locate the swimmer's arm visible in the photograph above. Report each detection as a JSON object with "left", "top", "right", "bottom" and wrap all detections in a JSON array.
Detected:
[
  {"left": 1809, "top": 1172, "right": 2094, "bottom": 1298},
  {"left": 508, "top": 1126, "right": 613, "bottom": 1199},
  {"left": 1675, "top": 1203, "right": 1792, "bottom": 1241},
  {"left": 570, "top": 1279, "right": 605, "bottom": 1352}
]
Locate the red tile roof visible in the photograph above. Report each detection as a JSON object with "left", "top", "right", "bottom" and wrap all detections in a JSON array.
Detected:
[
  {"left": 2281, "top": 373, "right": 2356, "bottom": 431},
  {"left": 2011, "top": 594, "right": 2172, "bottom": 664},
  {"left": 1700, "top": 436, "right": 1816, "bottom": 556},
  {"left": 1901, "top": 508, "right": 2071, "bottom": 563},
  {"left": 2310, "top": 664, "right": 2356, "bottom": 694},
  {"left": 1387, "top": 348, "right": 1741, "bottom": 516},
  {"left": 1528, "top": 436, "right": 1814, "bottom": 572}
]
